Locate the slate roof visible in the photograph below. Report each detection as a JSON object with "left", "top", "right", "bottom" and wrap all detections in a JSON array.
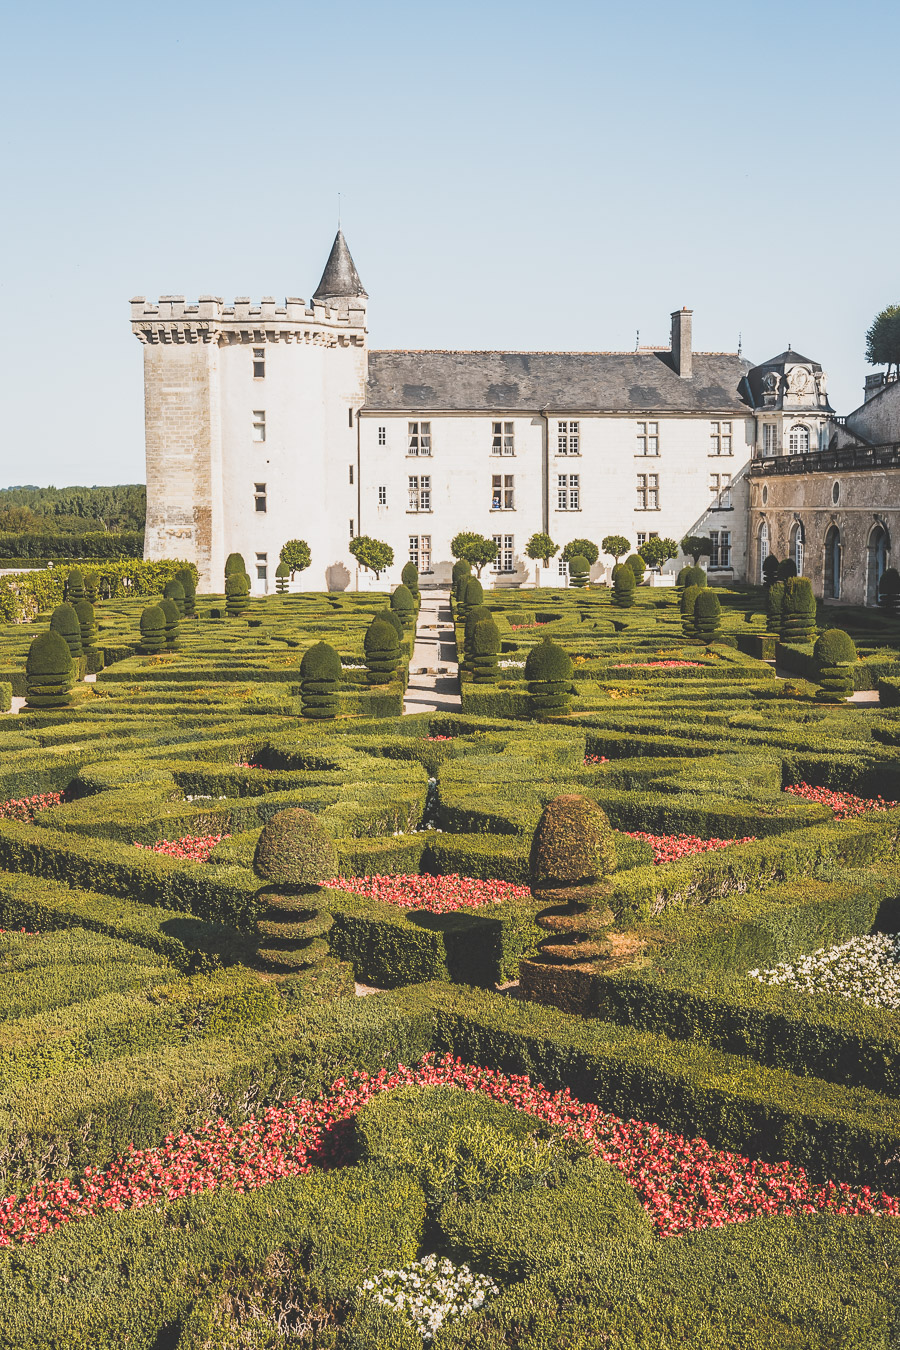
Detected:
[
  {"left": 313, "top": 230, "right": 367, "bottom": 301},
  {"left": 754, "top": 349, "right": 822, "bottom": 370},
  {"left": 364, "top": 350, "right": 753, "bottom": 413}
]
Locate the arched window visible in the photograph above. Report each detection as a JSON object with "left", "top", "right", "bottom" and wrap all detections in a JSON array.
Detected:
[
  {"left": 790, "top": 520, "right": 805, "bottom": 575},
  {"left": 824, "top": 525, "right": 841, "bottom": 600},
  {"left": 758, "top": 521, "right": 769, "bottom": 582},
  {"left": 866, "top": 523, "right": 890, "bottom": 606},
  {"left": 788, "top": 425, "right": 810, "bottom": 454}
]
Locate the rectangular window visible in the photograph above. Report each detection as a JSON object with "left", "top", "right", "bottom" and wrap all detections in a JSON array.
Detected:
[
  {"left": 557, "top": 420, "right": 580, "bottom": 455},
  {"left": 710, "top": 529, "right": 732, "bottom": 568},
  {"left": 409, "top": 534, "right": 432, "bottom": 572},
  {"left": 710, "top": 472, "right": 732, "bottom": 509},
  {"left": 408, "top": 475, "right": 431, "bottom": 511},
  {"left": 636, "top": 421, "right": 659, "bottom": 456},
  {"left": 378, "top": 485, "right": 387, "bottom": 505},
  {"left": 710, "top": 420, "right": 733, "bottom": 456},
  {"left": 255, "top": 551, "right": 267, "bottom": 581},
  {"left": 254, "top": 482, "right": 267, "bottom": 513},
  {"left": 252, "top": 347, "right": 265, "bottom": 379},
  {"left": 557, "top": 473, "right": 580, "bottom": 509},
  {"left": 348, "top": 407, "right": 354, "bottom": 428},
  {"left": 378, "top": 426, "right": 387, "bottom": 446},
  {"left": 762, "top": 424, "right": 777, "bottom": 456},
  {"left": 636, "top": 532, "right": 646, "bottom": 548},
  {"left": 636, "top": 473, "right": 659, "bottom": 510},
  {"left": 491, "top": 421, "right": 515, "bottom": 455},
  {"left": 492, "top": 534, "right": 514, "bottom": 572},
  {"left": 349, "top": 464, "right": 354, "bottom": 485},
  {"left": 491, "top": 474, "right": 514, "bottom": 509},
  {"left": 349, "top": 519, "right": 355, "bottom": 539},
  {"left": 252, "top": 410, "right": 266, "bottom": 442},
  {"left": 408, "top": 421, "right": 432, "bottom": 456},
  {"left": 558, "top": 555, "right": 568, "bottom": 577}
]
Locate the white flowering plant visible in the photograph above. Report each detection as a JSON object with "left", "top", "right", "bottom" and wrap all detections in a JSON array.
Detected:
[
  {"left": 358, "top": 1254, "right": 499, "bottom": 1342},
  {"left": 749, "top": 933, "right": 900, "bottom": 1010}
]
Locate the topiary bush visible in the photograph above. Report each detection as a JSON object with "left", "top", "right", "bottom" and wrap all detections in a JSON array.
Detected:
[
  {"left": 65, "top": 568, "right": 85, "bottom": 602},
  {"left": 83, "top": 569, "right": 100, "bottom": 604},
  {"left": 73, "top": 599, "right": 98, "bottom": 651},
  {"left": 680, "top": 584, "right": 701, "bottom": 638},
  {"left": 300, "top": 641, "right": 341, "bottom": 719},
  {"left": 529, "top": 794, "right": 617, "bottom": 890},
  {"left": 460, "top": 576, "right": 484, "bottom": 616},
  {"left": 762, "top": 554, "right": 780, "bottom": 587},
  {"left": 568, "top": 554, "right": 590, "bottom": 589},
  {"left": 224, "top": 572, "right": 250, "bottom": 617},
  {"left": 174, "top": 567, "right": 197, "bottom": 617},
  {"left": 625, "top": 553, "right": 646, "bottom": 582},
  {"left": 364, "top": 617, "right": 401, "bottom": 685},
  {"left": 612, "top": 564, "right": 635, "bottom": 608},
  {"left": 25, "top": 630, "right": 74, "bottom": 709},
  {"left": 224, "top": 552, "right": 246, "bottom": 577},
  {"left": 275, "top": 562, "right": 289, "bottom": 594},
  {"left": 163, "top": 579, "right": 186, "bottom": 617},
  {"left": 471, "top": 617, "right": 501, "bottom": 684},
  {"left": 693, "top": 589, "right": 721, "bottom": 642},
  {"left": 50, "top": 602, "right": 83, "bottom": 659},
  {"left": 139, "top": 604, "right": 167, "bottom": 654},
  {"left": 401, "top": 561, "right": 420, "bottom": 599},
  {"left": 777, "top": 557, "right": 798, "bottom": 582},
  {"left": 463, "top": 604, "right": 492, "bottom": 670},
  {"left": 675, "top": 565, "right": 691, "bottom": 588},
  {"left": 452, "top": 559, "right": 471, "bottom": 603},
  {"left": 390, "top": 583, "right": 417, "bottom": 632},
  {"left": 375, "top": 607, "right": 404, "bottom": 642},
  {"left": 159, "top": 598, "right": 181, "bottom": 651},
  {"left": 766, "top": 580, "right": 785, "bottom": 631},
  {"left": 780, "top": 575, "right": 817, "bottom": 644},
  {"left": 814, "top": 628, "right": 857, "bottom": 703},
  {"left": 524, "top": 636, "right": 573, "bottom": 717},
  {"left": 683, "top": 564, "right": 707, "bottom": 589},
  {"left": 878, "top": 567, "right": 900, "bottom": 617},
  {"left": 252, "top": 808, "right": 338, "bottom": 971}
]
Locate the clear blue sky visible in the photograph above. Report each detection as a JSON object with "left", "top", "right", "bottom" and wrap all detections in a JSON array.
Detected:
[{"left": 2, "top": 0, "right": 898, "bottom": 486}]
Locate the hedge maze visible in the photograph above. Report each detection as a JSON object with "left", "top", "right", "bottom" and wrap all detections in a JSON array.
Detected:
[{"left": 0, "top": 570, "right": 899, "bottom": 1346}]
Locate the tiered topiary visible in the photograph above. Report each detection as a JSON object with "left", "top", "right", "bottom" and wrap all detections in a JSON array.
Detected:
[
  {"left": 252, "top": 808, "right": 337, "bottom": 972},
  {"left": 375, "top": 607, "right": 404, "bottom": 643},
  {"left": 174, "top": 567, "right": 197, "bottom": 617},
  {"left": 159, "top": 598, "right": 181, "bottom": 651},
  {"left": 163, "top": 578, "right": 186, "bottom": 617},
  {"left": 471, "top": 617, "right": 501, "bottom": 683},
  {"left": 50, "top": 603, "right": 83, "bottom": 660},
  {"left": 693, "top": 589, "right": 721, "bottom": 642},
  {"left": 65, "top": 568, "right": 86, "bottom": 603},
  {"left": 225, "top": 552, "right": 247, "bottom": 580},
  {"left": 762, "top": 554, "right": 780, "bottom": 587},
  {"left": 300, "top": 641, "right": 341, "bottom": 719},
  {"left": 519, "top": 793, "right": 618, "bottom": 1014},
  {"left": 683, "top": 564, "right": 707, "bottom": 589},
  {"left": 25, "top": 631, "right": 74, "bottom": 710},
  {"left": 766, "top": 580, "right": 785, "bottom": 632},
  {"left": 139, "top": 604, "right": 167, "bottom": 654},
  {"left": 611, "top": 563, "right": 635, "bottom": 608},
  {"left": 461, "top": 576, "right": 484, "bottom": 617},
  {"left": 675, "top": 565, "right": 692, "bottom": 588},
  {"left": 390, "top": 583, "right": 417, "bottom": 632},
  {"left": 814, "top": 628, "right": 858, "bottom": 702},
  {"left": 567, "top": 554, "right": 590, "bottom": 588},
  {"left": 401, "top": 560, "right": 420, "bottom": 601},
  {"left": 83, "top": 569, "right": 100, "bottom": 604},
  {"left": 364, "top": 616, "right": 401, "bottom": 685},
  {"left": 680, "top": 584, "right": 702, "bottom": 637},
  {"left": 74, "top": 599, "right": 98, "bottom": 651},
  {"left": 524, "top": 636, "right": 573, "bottom": 717},
  {"left": 225, "top": 572, "right": 250, "bottom": 617},
  {"left": 776, "top": 558, "right": 797, "bottom": 582},
  {"left": 275, "top": 562, "right": 290, "bottom": 594},
  {"left": 462, "top": 604, "right": 492, "bottom": 671},
  {"left": 452, "top": 559, "right": 471, "bottom": 603},
  {"left": 878, "top": 568, "right": 900, "bottom": 616},
  {"left": 780, "top": 576, "right": 817, "bottom": 644},
  {"left": 625, "top": 553, "right": 646, "bottom": 582}
]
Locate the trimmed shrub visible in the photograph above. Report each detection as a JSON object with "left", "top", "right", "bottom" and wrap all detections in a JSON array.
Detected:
[
  {"left": 390, "top": 583, "right": 417, "bottom": 632},
  {"left": 253, "top": 808, "right": 338, "bottom": 970},
  {"left": 625, "top": 553, "right": 646, "bottom": 582},
  {"left": 675, "top": 566, "right": 691, "bottom": 588},
  {"left": 762, "top": 554, "right": 780, "bottom": 587},
  {"left": 530, "top": 795, "right": 617, "bottom": 890},
  {"left": 163, "top": 578, "right": 186, "bottom": 617},
  {"left": 777, "top": 557, "right": 797, "bottom": 581},
  {"left": 693, "top": 589, "right": 722, "bottom": 641},
  {"left": 49, "top": 602, "right": 83, "bottom": 659},
  {"left": 64, "top": 567, "right": 85, "bottom": 602},
  {"left": 814, "top": 628, "right": 857, "bottom": 702},
  {"left": 525, "top": 636, "right": 573, "bottom": 717},
  {"left": 568, "top": 554, "right": 590, "bottom": 589},
  {"left": 680, "top": 583, "right": 702, "bottom": 637},
  {"left": 300, "top": 640, "right": 341, "bottom": 720},
  {"left": 461, "top": 576, "right": 484, "bottom": 615},
  {"left": 364, "top": 617, "right": 401, "bottom": 686},
  {"left": 878, "top": 567, "right": 900, "bottom": 616},
  {"left": 138, "top": 604, "right": 167, "bottom": 654},
  {"left": 224, "top": 552, "right": 246, "bottom": 577},
  {"left": 471, "top": 618, "right": 501, "bottom": 684},
  {"left": 83, "top": 569, "right": 100, "bottom": 604},
  {"left": 375, "top": 607, "right": 404, "bottom": 642},
  {"left": 463, "top": 605, "right": 492, "bottom": 669},
  {"left": 275, "top": 561, "right": 289, "bottom": 594},
  {"left": 224, "top": 572, "right": 250, "bottom": 617},
  {"left": 24, "top": 631, "right": 74, "bottom": 709},
  {"left": 683, "top": 565, "right": 707, "bottom": 589},
  {"left": 780, "top": 576, "right": 816, "bottom": 645},
  {"left": 73, "top": 599, "right": 98, "bottom": 650},
  {"left": 174, "top": 567, "right": 197, "bottom": 616},
  {"left": 159, "top": 598, "right": 181, "bottom": 651},
  {"left": 612, "top": 564, "right": 635, "bottom": 608},
  {"left": 452, "top": 559, "right": 471, "bottom": 602},
  {"left": 401, "top": 561, "right": 420, "bottom": 597},
  {"left": 766, "top": 580, "right": 785, "bottom": 630}
]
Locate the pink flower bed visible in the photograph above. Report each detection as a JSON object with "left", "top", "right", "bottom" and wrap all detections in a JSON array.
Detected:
[
  {"left": 235, "top": 761, "right": 264, "bottom": 770},
  {"left": 425, "top": 735, "right": 453, "bottom": 742},
  {"left": 134, "top": 835, "right": 229, "bottom": 864},
  {"left": 0, "top": 928, "right": 38, "bottom": 937},
  {"left": 785, "top": 783, "right": 899, "bottom": 820},
  {"left": 509, "top": 622, "right": 549, "bottom": 631},
  {"left": 1, "top": 1054, "right": 895, "bottom": 1249},
  {"left": 325, "top": 873, "right": 530, "bottom": 914},
  {"left": 583, "top": 754, "right": 609, "bottom": 765},
  {"left": 624, "top": 831, "right": 756, "bottom": 865},
  {"left": 0, "top": 791, "right": 64, "bottom": 823},
  {"left": 613, "top": 660, "right": 703, "bottom": 670}
]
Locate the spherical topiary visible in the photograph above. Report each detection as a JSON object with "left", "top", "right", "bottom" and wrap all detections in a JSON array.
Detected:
[
  {"left": 776, "top": 558, "right": 797, "bottom": 582},
  {"left": 525, "top": 636, "right": 573, "bottom": 717},
  {"left": 253, "top": 807, "right": 338, "bottom": 888},
  {"left": 275, "top": 561, "right": 290, "bottom": 594},
  {"left": 364, "top": 617, "right": 401, "bottom": 685},
  {"left": 163, "top": 578, "right": 186, "bottom": 617},
  {"left": 401, "top": 561, "right": 420, "bottom": 597},
  {"left": 74, "top": 599, "right": 98, "bottom": 650},
  {"left": 766, "top": 580, "right": 785, "bottom": 632},
  {"left": 461, "top": 576, "right": 484, "bottom": 615},
  {"left": 780, "top": 576, "right": 816, "bottom": 645},
  {"left": 762, "top": 555, "right": 780, "bottom": 588},
  {"left": 683, "top": 565, "right": 707, "bottom": 589},
  {"left": 625, "top": 554, "right": 645, "bottom": 582},
  {"left": 612, "top": 564, "right": 636, "bottom": 608},
  {"left": 139, "top": 604, "right": 167, "bottom": 654},
  {"left": 530, "top": 794, "right": 617, "bottom": 890},
  {"left": 300, "top": 641, "right": 341, "bottom": 719},
  {"left": 813, "top": 628, "right": 857, "bottom": 702},
  {"left": 390, "top": 583, "right": 417, "bottom": 631},
  {"left": 174, "top": 567, "right": 197, "bottom": 616},
  {"left": 568, "top": 554, "right": 590, "bottom": 589},
  {"left": 159, "top": 598, "right": 181, "bottom": 651},
  {"left": 83, "top": 569, "right": 101, "bottom": 604},
  {"left": 680, "top": 584, "right": 702, "bottom": 638},
  {"left": 50, "top": 603, "right": 83, "bottom": 659},
  {"left": 693, "top": 589, "right": 721, "bottom": 642},
  {"left": 65, "top": 568, "right": 85, "bottom": 603},
  {"left": 471, "top": 618, "right": 501, "bottom": 684},
  {"left": 25, "top": 630, "right": 74, "bottom": 709},
  {"left": 225, "top": 572, "right": 250, "bottom": 617},
  {"left": 878, "top": 568, "right": 900, "bottom": 616}
]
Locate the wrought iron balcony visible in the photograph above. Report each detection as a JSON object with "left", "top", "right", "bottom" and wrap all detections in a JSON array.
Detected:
[{"left": 749, "top": 443, "right": 900, "bottom": 475}]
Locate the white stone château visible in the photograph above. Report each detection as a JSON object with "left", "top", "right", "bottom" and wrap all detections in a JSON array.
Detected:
[{"left": 132, "top": 231, "right": 838, "bottom": 594}]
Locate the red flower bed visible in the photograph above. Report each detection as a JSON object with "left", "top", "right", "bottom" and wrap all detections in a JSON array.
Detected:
[
  {"left": 0, "top": 928, "right": 37, "bottom": 937},
  {"left": 0, "top": 791, "right": 64, "bottom": 823},
  {"left": 583, "top": 754, "right": 609, "bottom": 765},
  {"left": 1, "top": 1054, "right": 895, "bottom": 1249},
  {"left": 785, "top": 783, "right": 899, "bottom": 820},
  {"left": 425, "top": 735, "right": 453, "bottom": 742},
  {"left": 624, "top": 831, "right": 756, "bottom": 865},
  {"left": 325, "top": 873, "right": 530, "bottom": 914},
  {"left": 235, "top": 762, "right": 264, "bottom": 770},
  {"left": 613, "top": 660, "right": 703, "bottom": 670},
  {"left": 509, "top": 622, "right": 549, "bottom": 631},
  {"left": 134, "top": 835, "right": 229, "bottom": 864}
]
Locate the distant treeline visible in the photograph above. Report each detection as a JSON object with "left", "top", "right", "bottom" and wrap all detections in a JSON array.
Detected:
[{"left": 0, "top": 485, "right": 146, "bottom": 535}]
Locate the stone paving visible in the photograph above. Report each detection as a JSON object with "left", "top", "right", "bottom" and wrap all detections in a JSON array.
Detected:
[{"left": 402, "top": 588, "right": 461, "bottom": 715}]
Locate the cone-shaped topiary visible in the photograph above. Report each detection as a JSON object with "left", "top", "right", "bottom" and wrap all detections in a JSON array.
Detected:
[
  {"left": 524, "top": 635, "right": 573, "bottom": 717},
  {"left": 452, "top": 559, "right": 471, "bottom": 602},
  {"left": 814, "top": 628, "right": 857, "bottom": 702},
  {"left": 139, "top": 604, "right": 167, "bottom": 654},
  {"left": 530, "top": 794, "right": 617, "bottom": 890},
  {"left": 766, "top": 580, "right": 785, "bottom": 631},
  {"left": 174, "top": 568, "right": 197, "bottom": 617},
  {"left": 225, "top": 552, "right": 246, "bottom": 576},
  {"left": 25, "top": 630, "right": 74, "bottom": 709},
  {"left": 612, "top": 563, "right": 636, "bottom": 608},
  {"left": 460, "top": 576, "right": 484, "bottom": 617},
  {"left": 625, "top": 554, "right": 645, "bottom": 582},
  {"left": 401, "top": 561, "right": 420, "bottom": 598},
  {"left": 275, "top": 562, "right": 290, "bottom": 594},
  {"left": 300, "top": 641, "right": 341, "bottom": 719},
  {"left": 364, "top": 616, "right": 401, "bottom": 685},
  {"left": 65, "top": 568, "right": 85, "bottom": 603},
  {"left": 780, "top": 576, "right": 816, "bottom": 644},
  {"left": 159, "top": 598, "right": 181, "bottom": 651},
  {"left": 878, "top": 568, "right": 900, "bottom": 616},
  {"left": 680, "top": 584, "right": 701, "bottom": 637},
  {"left": 252, "top": 808, "right": 337, "bottom": 971},
  {"left": 225, "top": 572, "right": 250, "bottom": 617},
  {"left": 693, "top": 589, "right": 721, "bottom": 642},
  {"left": 762, "top": 555, "right": 780, "bottom": 588},
  {"left": 83, "top": 570, "right": 100, "bottom": 604},
  {"left": 471, "top": 617, "right": 501, "bottom": 683},
  {"left": 74, "top": 599, "right": 98, "bottom": 650},
  {"left": 568, "top": 554, "right": 590, "bottom": 588},
  {"left": 163, "top": 578, "right": 186, "bottom": 617},
  {"left": 777, "top": 558, "right": 797, "bottom": 582},
  {"left": 50, "top": 603, "right": 83, "bottom": 660},
  {"left": 390, "top": 583, "right": 417, "bottom": 631}
]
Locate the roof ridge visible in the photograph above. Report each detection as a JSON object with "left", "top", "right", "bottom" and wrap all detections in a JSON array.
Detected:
[{"left": 369, "top": 348, "right": 743, "bottom": 357}]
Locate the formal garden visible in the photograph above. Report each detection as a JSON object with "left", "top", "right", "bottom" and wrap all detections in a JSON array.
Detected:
[{"left": 0, "top": 549, "right": 899, "bottom": 1347}]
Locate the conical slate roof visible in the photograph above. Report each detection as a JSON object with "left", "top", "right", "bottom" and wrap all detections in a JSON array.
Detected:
[{"left": 313, "top": 229, "right": 367, "bottom": 302}]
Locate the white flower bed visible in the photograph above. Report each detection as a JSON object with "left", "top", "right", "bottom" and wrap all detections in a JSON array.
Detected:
[
  {"left": 359, "top": 1254, "right": 499, "bottom": 1341},
  {"left": 749, "top": 933, "right": 900, "bottom": 1010}
]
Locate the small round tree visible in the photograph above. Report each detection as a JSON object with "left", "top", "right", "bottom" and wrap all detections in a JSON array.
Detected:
[
  {"left": 693, "top": 589, "right": 722, "bottom": 642},
  {"left": 83, "top": 570, "right": 100, "bottom": 604},
  {"left": 762, "top": 554, "right": 780, "bottom": 588},
  {"left": 814, "top": 628, "right": 857, "bottom": 702},
  {"left": 780, "top": 576, "right": 816, "bottom": 645},
  {"left": 450, "top": 531, "right": 498, "bottom": 578},
  {"left": 50, "top": 603, "right": 83, "bottom": 660},
  {"left": 25, "top": 631, "right": 74, "bottom": 709},
  {"left": 364, "top": 616, "right": 401, "bottom": 685},
  {"left": 471, "top": 617, "right": 501, "bottom": 684},
  {"left": 639, "top": 538, "right": 677, "bottom": 572},
  {"left": 600, "top": 536, "right": 630, "bottom": 565},
  {"left": 174, "top": 568, "right": 197, "bottom": 617},
  {"left": 225, "top": 572, "right": 250, "bottom": 617},
  {"left": 280, "top": 539, "right": 311, "bottom": 581},
  {"left": 625, "top": 553, "right": 646, "bottom": 582},
  {"left": 275, "top": 562, "right": 290, "bottom": 594},
  {"left": 878, "top": 567, "right": 900, "bottom": 617},
  {"left": 252, "top": 808, "right": 337, "bottom": 971},
  {"left": 65, "top": 568, "right": 86, "bottom": 603},
  {"left": 139, "top": 604, "right": 167, "bottom": 654},
  {"left": 163, "top": 578, "right": 186, "bottom": 617},
  {"left": 526, "top": 532, "right": 559, "bottom": 585},
  {"left": 567, "top": 553, "right": 590, "bottom": 589},
  {"left": 612, "top": 564, "right": 636, "bottom": 608},
  {"left": 74, "top": 599, "right": 98, "bottom": 651},
  {"left": 776, "top": 557, "right": 797, "bottom": 582},
  {"left": 401, "top": 560, "right": 420, "bottom": 599},
  {"left": 525, "top": 636, "right": 573, "bottom": 718},
  {"left": 390, "top": 583, "right": 417, "bottom": 631},
  {"left": 300, "top": 641, "right": 341, "bottom": 720},
  {"left": 680, "top": 583, "right": 702, "bottom": 638},
  {"left": 350, "top": 536, "right": 394, "bottom": 581},
  {"left": 681, "top": 536, "right": 713, "bottom": 566},
  {"left": 159, "top": 597, "right": 181, "bottom": 651}
]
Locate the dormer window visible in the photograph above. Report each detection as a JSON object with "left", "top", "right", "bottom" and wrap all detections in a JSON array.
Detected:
[{"left": 788, "top": 425, "right": 810, "bottom": 454}]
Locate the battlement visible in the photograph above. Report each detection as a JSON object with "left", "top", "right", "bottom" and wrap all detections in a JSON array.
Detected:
[{"left": 130, "top": 294, "right": 367, "bottom": 346}]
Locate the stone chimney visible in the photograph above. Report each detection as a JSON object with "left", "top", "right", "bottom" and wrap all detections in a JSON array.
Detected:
[{"left": 670, "top": 307, "right": 693, "bottom": 378}]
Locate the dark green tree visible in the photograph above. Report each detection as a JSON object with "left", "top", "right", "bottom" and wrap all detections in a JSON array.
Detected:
[
  {"left": 275, "top": 562, "right": 290, "bottom": 594},
  {"left": 364, "top": 616, "right": 401, "bottom": 685},
  {"left": 625, "top": 553, "right": 646, "bottom": 582},
  {"left": 563, "top": 538, "right": 600, "bottom": 566},
  {"left": 780, "top": 576, "right": 817, "bottom": 645},
  {"left": 814, "top": 628, "right": 857, "bottom": 703},
  {"left": 471, "top": 617, "right": 501, "bottom": 684},
  {"left": 865, "top": 304, "right": 900, "bottom": 378},
  {"left": 50, "top": 603, "right": 82, "bottom": 660},
  {"left": 638, "top": 537, "right": 677, "bottom": 570},
  {"left": 280, "top": 539, "right": 311, "bottom": 579},
  {"left": 568, "top": 554, "right": 590, "bottom": 588},
  {"left": 693, "top": 589, "right": 722, "bottom": 641},
  {"left": 349, "top": 536, "right": 394, "bottom": 580},
  {"left": 762, "top": 554, "right": 780, "bottom": 587},
  {"left": 600, "top": 536, "right": 629, "bottom": 564},
  {"left": 612, "top": 563, "right": 636, "bottom": 608},
  {"left": 681, "top": 535, "right": 713, "bottom": 565},
  {"left": 25, "top": 631, "right": 74, "bottom": 709},
  {"left": 139, "top": 605, "right": 167, "bottom": 654},
  {"left": 252, "top": 808, "right": 337, "bottom": 971}
]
